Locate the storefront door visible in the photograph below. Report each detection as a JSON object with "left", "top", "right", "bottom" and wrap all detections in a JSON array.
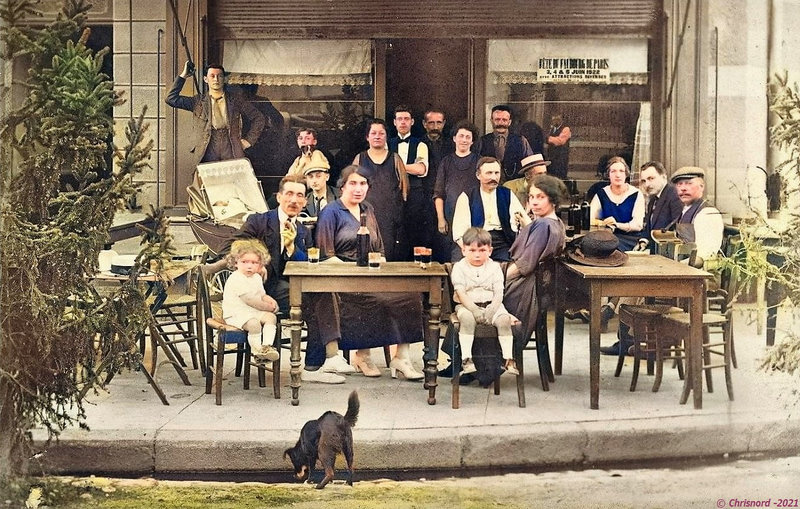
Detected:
[{"left": 385, "top": 38, "right": 471, "bottom": 136}]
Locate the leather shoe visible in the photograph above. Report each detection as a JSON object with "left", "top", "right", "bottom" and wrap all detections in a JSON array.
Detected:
[
  {"left": 564, "top": 309, "right": 590, "bottom": 323},
  {"left": 600, "top": 341, "right": 633, "bottom": 356}
]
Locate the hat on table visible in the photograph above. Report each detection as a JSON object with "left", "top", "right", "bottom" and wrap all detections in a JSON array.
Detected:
[
  {"left": 567, "top": 229, "right": 629, "bottom": 267},
  {"left": 670, "top": 166, "right": 705, "bottom": 183}
]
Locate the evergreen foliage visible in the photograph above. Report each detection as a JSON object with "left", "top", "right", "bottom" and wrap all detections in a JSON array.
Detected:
[
  {"left": 731, "top": 72, "right": 800, "bottom": 377},
  {"left": 0, "top": 0, "right": 169, "bottom": 477}
]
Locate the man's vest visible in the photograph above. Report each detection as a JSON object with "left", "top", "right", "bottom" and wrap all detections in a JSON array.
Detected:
[
  {"left": 388, "top": 136, "right": 423, "bottom": 189},
  {"left": 467, "top": 186, "right": 515, "bottom": 244},
  {"left": 676, "top": 199, "right": 709, "bottom": 243}
]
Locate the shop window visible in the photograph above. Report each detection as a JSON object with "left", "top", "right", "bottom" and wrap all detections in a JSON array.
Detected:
[
  {"left": 487, "top": 39, "right": 651, "bottom": 180},
  {"left": 222, "top": 39, "right": 375, "bottom": 182}
]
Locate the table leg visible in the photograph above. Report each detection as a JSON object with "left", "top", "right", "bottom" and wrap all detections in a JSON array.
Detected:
[
  {"left": 680, "top": 284, "right": 704, "bottom": 409},
  {"left": 424, "top": 303, "right": 441, "bottom": 405},
  {"left": 589, "top": 284, "right": 601, "bottom": 410},
  {"left": 289, "top": 304, "right": 303, "bottom": 406}
]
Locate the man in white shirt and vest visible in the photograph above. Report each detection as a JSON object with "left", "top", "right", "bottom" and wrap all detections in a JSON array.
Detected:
[
  {"left": 452, "top": 157, "right": 526, "bottom": 262},
  {"left": 388, "top": 105, "right": 431, "bottom": 260},
  {"left": 671, "top": 166, "right": 724, "bottom": 267}
]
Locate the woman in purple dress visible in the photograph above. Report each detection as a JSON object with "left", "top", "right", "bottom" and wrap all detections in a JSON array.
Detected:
[
  {"left": 503, "top": 174, "right": 568, "bottom": 370},
  {"left": 316, "top": 165, "right": 425, "bottom": 380}
]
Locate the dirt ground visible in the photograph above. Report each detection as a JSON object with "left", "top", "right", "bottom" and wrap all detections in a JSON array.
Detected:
[{"left": 7, "top": 454, "right": 799, "bottom": 508}]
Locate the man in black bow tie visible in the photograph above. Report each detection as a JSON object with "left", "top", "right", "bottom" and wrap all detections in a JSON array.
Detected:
[{"left": 388, "top": 105, "right": 431, "bottom": 260}]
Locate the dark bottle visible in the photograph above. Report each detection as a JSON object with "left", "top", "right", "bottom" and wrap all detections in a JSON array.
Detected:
[
  {"left": 356, "top": 212, "right": 370, "bottom": 267},
  {"left": 569, "top": 199, "right": 582, "bottom": 234},
  {"left": 581, "top": 200, "right": 591, "bottom": 231}
]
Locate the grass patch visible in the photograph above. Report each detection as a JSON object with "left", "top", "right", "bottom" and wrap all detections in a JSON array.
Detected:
[{"left": 2, "top": 477, "right": 521, "bottom": 508}]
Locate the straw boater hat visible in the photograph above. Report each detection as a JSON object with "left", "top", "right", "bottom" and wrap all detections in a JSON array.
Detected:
[
  {"left": 518, "top": 153, "right": 551, "bottom": 175},
  {"left": 567, "top": 230, "right": 629, "bottom": 267},
  {"left": 670, "top": 166, "right": 705, "bottom": 183}
]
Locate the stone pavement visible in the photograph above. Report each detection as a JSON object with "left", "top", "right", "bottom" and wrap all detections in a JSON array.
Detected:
[{"left": 32, "top": 304, "right": 800, "bottom": 476}]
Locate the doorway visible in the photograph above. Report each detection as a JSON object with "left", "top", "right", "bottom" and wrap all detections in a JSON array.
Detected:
[{"left": 384, "top": 39, "right": 471, "bottom": 137}]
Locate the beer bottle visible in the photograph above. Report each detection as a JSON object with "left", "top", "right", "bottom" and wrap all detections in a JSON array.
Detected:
[{"left": 356, "top": 212, "right": 370, "bottom": 266}]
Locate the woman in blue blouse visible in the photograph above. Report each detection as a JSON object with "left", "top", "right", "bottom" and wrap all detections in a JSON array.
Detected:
[
  {"left": 316, "top": 165, "right": 425, "bottom": 380},
  {"left": 589, "top": 156, "right": 645, "bottom": 251}
]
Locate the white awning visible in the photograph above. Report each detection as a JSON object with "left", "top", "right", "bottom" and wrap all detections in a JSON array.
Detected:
[{"left": 222, "top": 39, "right": 372, "bottom": 86}]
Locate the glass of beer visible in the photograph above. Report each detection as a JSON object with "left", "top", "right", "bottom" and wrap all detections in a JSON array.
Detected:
[
  {"left": 413, "top": 246, "right": 425, "bottom": 266},
  {"left": 308, "top": 247, "right": 320, "bottom": 264},
  {"left": 419, "top": 248, "right": 432, "bottom": 269},
  {"left": 368, "top": 252, "right": 381, "bottom": 269}
]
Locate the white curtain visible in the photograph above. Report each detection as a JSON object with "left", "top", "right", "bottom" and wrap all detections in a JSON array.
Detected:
[
  {"left": 222, "top": 40, "right": 372, "bottom": 86},
  {"left": 632, "top": 102, "right": 652, "bottom": 173}
]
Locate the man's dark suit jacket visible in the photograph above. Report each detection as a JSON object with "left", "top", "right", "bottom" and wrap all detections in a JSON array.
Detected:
[
  {"left": 303, "top": 186, "right": 340, "bottom": 217},
  {"left": 166, "top": 76, "right": 265, "bottom": 168},
  {"left": 230, "top": 209, "right": 310, "bottom": 298},
  {"left": 647, "top": 182, "right": 683, "bottom": 233}
]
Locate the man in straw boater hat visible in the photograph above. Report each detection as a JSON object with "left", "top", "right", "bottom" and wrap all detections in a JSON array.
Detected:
[{"left": 504, "top": 153, "right": 551, "bottom": 213}]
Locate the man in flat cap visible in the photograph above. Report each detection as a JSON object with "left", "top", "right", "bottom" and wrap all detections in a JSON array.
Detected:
[{"left": 671, "top": 166, "right": 724, "bottom": 266}]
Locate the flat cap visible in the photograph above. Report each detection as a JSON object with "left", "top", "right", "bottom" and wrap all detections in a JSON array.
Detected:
[{"left": 671, "top": 166, "right": 705, "bottom": 182}]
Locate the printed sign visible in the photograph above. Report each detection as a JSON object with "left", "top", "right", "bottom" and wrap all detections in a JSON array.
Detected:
[{"left": 537, "top": 58, "right": 610, "bottom": 83}]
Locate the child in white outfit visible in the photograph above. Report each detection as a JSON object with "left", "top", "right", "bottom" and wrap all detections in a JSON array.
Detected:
[
  {"left": 450, "top": 227, "right": 520, "bottom": 376},
  {"left": 222, "top": 239, "right": 279, "bottom": 362}
]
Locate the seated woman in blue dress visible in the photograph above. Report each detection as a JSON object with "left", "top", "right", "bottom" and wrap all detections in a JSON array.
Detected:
[
  {"left": 589, "top": 156, "right": 645, "bottom": 251},
  {"left": 588, "top": 156, "right": 646, "bottom": 330},
  {"left": 315, "top": 165, "right": 425, "bottom": 380}
]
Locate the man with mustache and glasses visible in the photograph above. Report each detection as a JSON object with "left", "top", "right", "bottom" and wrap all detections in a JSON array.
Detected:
[{"left": 451, "top": 157, "right": 527, "bottom": 262}]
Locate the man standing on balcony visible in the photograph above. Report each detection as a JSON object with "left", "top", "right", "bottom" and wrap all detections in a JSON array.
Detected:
[
  {"left": 388, "top": 105, "right": 430, "bottom": 260},
  {"left": 478, "top": 104, "right": 533, "bottom": 183},
  {"left": 166, "top": 61, "right": 265, "bottom": 169}
]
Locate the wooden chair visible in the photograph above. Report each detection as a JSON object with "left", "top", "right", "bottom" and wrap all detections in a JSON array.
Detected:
[
  {"left": 446, "top": 259, "right": 556, "bottom": 409},
  {"left": 655, "top": 266, "right": 738, "bottom": 401},
  {"left": 614, "top": 242, "right": 696, "bottom": 390},
  {"left": 151, "top": 245, "right": 209, "bottom": 373},
  {"left": 197, "top": 266, "right": 281, "bottom": 405}
]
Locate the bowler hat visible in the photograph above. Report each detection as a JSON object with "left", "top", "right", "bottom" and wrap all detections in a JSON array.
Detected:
[
  {"left": 671, "top": 166, "right": 705, "bottom": 182},
  {"left": 567, "top": 230, "right": 629, "bottom": 267},
  {"left": 519, "top": 153, "right": 551, "bottom": 175}
]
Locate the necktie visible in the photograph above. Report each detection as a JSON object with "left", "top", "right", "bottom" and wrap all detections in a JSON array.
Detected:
[
  {"left": 316, "top": 196, "right": 325, "bottom": 213},
  {"left": 282, "top": 220, "right": 296, "bottom": 256},
  {"left": 398, "top": 138, "right": 410, "bottom": 144},
  {"left": 211, "top": 96, "right": 226, "bottom": 129},
  {"left": 495, "top": 135, "right": 506, "bottom": 162}
]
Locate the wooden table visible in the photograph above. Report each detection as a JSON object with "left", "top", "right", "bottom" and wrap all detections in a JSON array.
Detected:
[
  {"left": 93, "top": 260, "right": 198, "bottom": 404},
  {"left": 284, "top": 261, "right": 447, "bottom": 406},
  {"left": 554, "top": 255, "right": 711, "bottom": 410}
]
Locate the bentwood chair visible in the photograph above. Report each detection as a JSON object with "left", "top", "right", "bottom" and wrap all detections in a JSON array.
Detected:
[
  {"left": 445, "top": 258, "right": 556, "bottom": 409},
  {"left": 197, "top": 265, "right": 281, "bottom": 405}
]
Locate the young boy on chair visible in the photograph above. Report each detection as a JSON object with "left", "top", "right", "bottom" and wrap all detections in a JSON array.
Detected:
[{"left": 450, "top": 227, "right": 520, "bottom": 376}]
